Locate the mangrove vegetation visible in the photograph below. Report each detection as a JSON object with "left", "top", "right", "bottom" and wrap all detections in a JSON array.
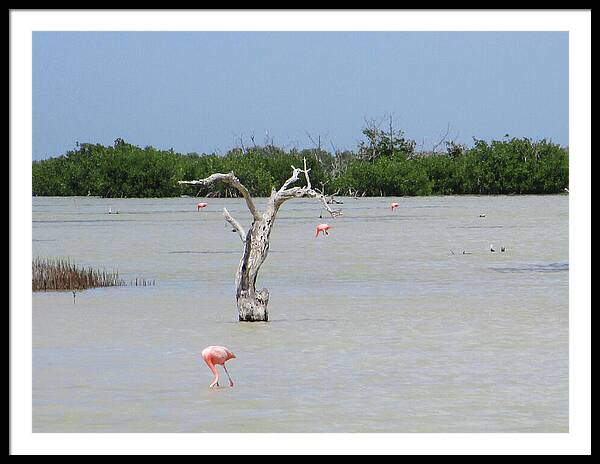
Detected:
[{"left": 32, "top": 128, "right": 569, "bottom": 198}]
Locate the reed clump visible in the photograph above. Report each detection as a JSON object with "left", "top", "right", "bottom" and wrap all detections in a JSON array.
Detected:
[{"left": 32, "top": 258, "right": 154, "bottom": 291}]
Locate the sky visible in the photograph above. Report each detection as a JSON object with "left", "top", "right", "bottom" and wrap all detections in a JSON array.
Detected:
[{"left": 32, "top": 31, "right": 568, "bottom": 160}]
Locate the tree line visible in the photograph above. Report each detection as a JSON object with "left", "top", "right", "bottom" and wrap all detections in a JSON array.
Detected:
[{"left": 32, "top": 128, "right": 569, "bottom": 198}]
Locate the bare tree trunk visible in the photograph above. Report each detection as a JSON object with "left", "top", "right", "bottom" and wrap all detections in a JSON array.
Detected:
[
  {"left": 235, "top": 211, "right": 274, "bottom": 321},
  {"left": 179, "top": 158, "right": 341, "bottom": 322}
]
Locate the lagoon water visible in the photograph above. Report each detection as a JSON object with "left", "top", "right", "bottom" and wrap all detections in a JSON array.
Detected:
[{"left": 32, "top": 195, "right": 568, "bottom": 432}]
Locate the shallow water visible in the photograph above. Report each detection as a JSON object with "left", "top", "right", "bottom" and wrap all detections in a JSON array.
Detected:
[{"left": 32, "top": 195, "right": 568, "bottom": 432}]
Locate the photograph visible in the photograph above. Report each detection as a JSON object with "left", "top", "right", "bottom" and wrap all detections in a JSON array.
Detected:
[{"left": 10, "top": 9, "right": 591, "bottom": 455}]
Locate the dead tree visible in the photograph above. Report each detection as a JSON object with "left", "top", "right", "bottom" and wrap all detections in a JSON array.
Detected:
[
  {"left": 431, "top": 123, "right": 451, "bottom": 155},
  {"left": 179, "top": 158, "right": 342, "bottom": 322}
]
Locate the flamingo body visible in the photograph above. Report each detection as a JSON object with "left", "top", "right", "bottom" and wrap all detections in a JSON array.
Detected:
[
  {"left": 197, "top": 202, "right": 208, "bottom": 211},
  {"left": 201, "top": 345, "right": 236, "bottom": 388},
  {"left": 391, "top": 202, "right": 400, "bottom": 211},
  {"left": 315, "top": 223, "right": 332, "bottom": 237}
]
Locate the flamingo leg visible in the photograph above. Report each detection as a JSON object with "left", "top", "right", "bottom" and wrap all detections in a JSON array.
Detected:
[
  {"left": 205, "top": 359, "right": 220, "bottom": 388},
  {"left": 223, "top": 364, "right": 234, "bottom": 387}
]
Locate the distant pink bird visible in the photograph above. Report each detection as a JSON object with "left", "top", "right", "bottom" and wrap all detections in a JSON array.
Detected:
[
  {"left": 391, "top": 202, "right": 400, "bottom": 211},
  {"left": 315, "top": 223, "right": 332, "bottom": 237},
  {"left": 201, "top": 346, "right": 236, "bottom": 388},
  {"left": 197, "top": 202, "right": 208, "bottom": 211}
]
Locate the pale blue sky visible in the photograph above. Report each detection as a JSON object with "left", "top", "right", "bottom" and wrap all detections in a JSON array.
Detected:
[{"left": 32, "top": 31, "right": 568, "bottom": 160}]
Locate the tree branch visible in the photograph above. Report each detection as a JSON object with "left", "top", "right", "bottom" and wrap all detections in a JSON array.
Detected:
[
  {"left": 302, "top": 157, "right": 311, "bottom": 190},
  {"left": 179, "top": 172, "right": 261, "bottom": 221},
  {"left": 273, "top": 158, "right": 342, "bottom": 218},
  {"left": 223, "top": 207, "right": 246, "bottom": 242},
  {"left": 278, "top": 166, "right": 303, "bottom": 193},
  {"left": 432, "top": 123, "right": 451, "bottom": 154}
]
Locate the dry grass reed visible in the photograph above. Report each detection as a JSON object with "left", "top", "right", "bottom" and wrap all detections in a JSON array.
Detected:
[{"left": 32, "top": 258, "right": 155, "bottom": 291}]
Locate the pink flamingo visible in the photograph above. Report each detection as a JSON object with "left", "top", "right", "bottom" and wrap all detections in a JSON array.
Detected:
[
  {"left": 201, "top": 346, "right": 236, "bottom": 388},
  {"left": 315, "top": 223, "right": 332, "bottom": 237},
  {"left": 390, "top": 202, "right": 400, "bottom": 211},
  {"left": 197, "top": 202, "right": 208, "bottom": 211}
]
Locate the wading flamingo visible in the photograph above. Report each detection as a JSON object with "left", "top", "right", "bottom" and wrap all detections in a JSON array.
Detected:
[
  {"left": 391, "top": 202, "right": 400, "bottom": 211},
  {"left": 197, "top": 202, "right": 208, "bottom": 211},
  {"left": 201, "top": 346, "right": 236, "bottom": 388},
  {"left": 315, "top": 223, "right": 332, "bottom": 237}
]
